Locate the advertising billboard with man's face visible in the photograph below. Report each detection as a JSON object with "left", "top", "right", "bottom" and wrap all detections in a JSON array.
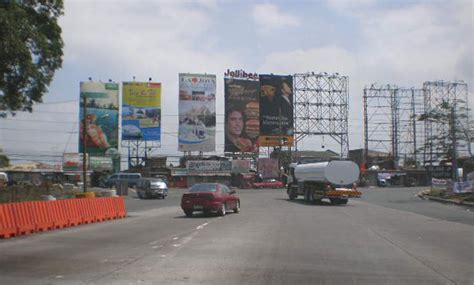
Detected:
[
  {"left": 178, "top": 74, "right": 216, "bottom": 152},
  {"left": 122, "top": 82, "right": 161, "bottom": 141},
  {"left": 259, "top": 74, "right": 294, "bottom": 147},
  {"left": 79, "top": 81, "right": 119, "bottom": 155},
  {"left": 224, "top": 78, "right": 259, "bottom": 153}
]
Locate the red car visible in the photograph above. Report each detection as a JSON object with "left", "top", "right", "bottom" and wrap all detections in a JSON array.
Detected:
[
  {"left": 181, "top": 183, "right": 240, "bottom": 217},
  {"left": 253, "top": 179, "right": 285, "bottom": 189}
]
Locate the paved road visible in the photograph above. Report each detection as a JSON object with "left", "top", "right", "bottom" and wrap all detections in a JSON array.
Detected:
[
  {"left": 360, "top": 186, "right": 474, "bottom": 226},
  {"left": 0, "top": 187, "right": 473, "bottom": 284}
]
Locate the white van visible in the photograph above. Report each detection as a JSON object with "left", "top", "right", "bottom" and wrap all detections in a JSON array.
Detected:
[{"left": 106, "top": 173, "right": 141, "bottom": 188}]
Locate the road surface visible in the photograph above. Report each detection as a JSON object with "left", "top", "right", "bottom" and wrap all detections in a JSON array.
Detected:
[{"left": 0, "top": 187, "right": 473, "bottom": 284}]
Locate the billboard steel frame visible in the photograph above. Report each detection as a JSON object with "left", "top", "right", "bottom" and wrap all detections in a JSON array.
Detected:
[
  {"left": 363, "top": 84, "right": 424, "bottom": 168},
  {"left": 293, "top": 73, "right": 350, "bottom": 158}
]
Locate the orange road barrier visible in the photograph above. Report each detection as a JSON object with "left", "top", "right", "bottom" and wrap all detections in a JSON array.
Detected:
[
  {"left": 0, "top": 197, "right": 127, "bottom": 239},
  {"left": 63, "top": 199, "right": 83, "bottom": 227},
  {"left": 77, "top": 198, "right": 96, "bottom": 224},
  {"left": 31, "top": 201, "right": 53, "bottom": 232},
  {"left": 49, "top": 200, "right": 70, "bottom": 229},
  {"left": 14, "top": 202, "right": 36, "bottom": 236},
  {"left": 0, "top": 204, "right": 17, "bottom": 239},
  {"left": 113, "top": 196, "right": 127, "bottom": 219}
]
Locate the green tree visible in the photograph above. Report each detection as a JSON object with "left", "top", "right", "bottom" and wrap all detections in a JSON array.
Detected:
[
  {"left": 0, "top": 0, "right": 64, "bottom": 115},
  {"left": 418, "top": 100, "right": 470, "bottom": 179},
  {"left": 0, "top": 154, "right": 9, "bottom": 167}
]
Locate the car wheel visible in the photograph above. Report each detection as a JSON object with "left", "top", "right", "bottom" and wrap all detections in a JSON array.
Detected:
[
  {"left": 234, "top": 201, "right": 240, "bottom": 213},
  {"left": 184, "top": 210, "right": 193, "bottom": 217},
  {"left": 338, "top": 198, "right": 348, "bottom": 205},
  {"left": 330, "top": 198, "right": 348, "bottom": 205},
  {"left": 218, "top": 203, "right": 226, "bottom": 216},
  {"left": 137, "top": 193, "right": 143, "bottom": 199}
]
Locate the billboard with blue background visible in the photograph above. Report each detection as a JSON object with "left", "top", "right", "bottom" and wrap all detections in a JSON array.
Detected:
[{"left": 122, "top": 82, "right": 161, "bottom": 141}]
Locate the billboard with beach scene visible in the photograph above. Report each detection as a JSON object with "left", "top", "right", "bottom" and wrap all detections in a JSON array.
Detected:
[{"left": 79, "top": 81, "right": 119, "bottom": 156}]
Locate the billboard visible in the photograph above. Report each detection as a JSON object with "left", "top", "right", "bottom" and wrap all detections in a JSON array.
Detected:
[
  {"left": 186, "top": 160, "right": 232, "bottom": 175},
  {"left": 259, "top": 74, "right": 294, "bottom": 147},
  {"left": 231, "top": 159, "right": 251, "bottom": 174},
  {"left": 122, "top": 82, "right": 161, "bottom": 141},
  {"left": 178, "top": 74, "right": 216, "bottom": 152},
  {"left": 224, "top": 78, "right": 259, "bottom": 153},
  {"left": 79, "top": 82, "right": 119, "bottom": 155},
  {"left": 62, "top": 153, "right": 83, "bottom": 172}
]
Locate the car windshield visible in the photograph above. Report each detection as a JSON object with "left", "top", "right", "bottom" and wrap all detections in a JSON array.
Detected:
[
  {"left": 189, "top": 183, "right": 217, "bottom": 193},
  {"left": 150, "top": 180, "right": 165, "bottom": 186}
]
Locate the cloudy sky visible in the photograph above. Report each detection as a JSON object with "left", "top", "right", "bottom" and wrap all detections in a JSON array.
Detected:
[{"left": 0, "top": 0, "right": 472, "bottom": 166}]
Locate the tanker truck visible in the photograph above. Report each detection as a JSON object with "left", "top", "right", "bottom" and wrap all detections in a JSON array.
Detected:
[{"left": 286, "top": 160, "right": 361, "bottom": 204}]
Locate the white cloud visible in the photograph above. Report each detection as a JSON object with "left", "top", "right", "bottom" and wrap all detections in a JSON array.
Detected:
[
  {"left": 325, "top": 0, "right": 376, "bottom": 16},
  {"left": 258, "top": 46, "right": 356, "bottom": 75},
  {"left": 252, "top": 3, "right": 300, "bottom": 32},
  {"left": 358, "top": 2, "right": 472, "bottom": 89}
]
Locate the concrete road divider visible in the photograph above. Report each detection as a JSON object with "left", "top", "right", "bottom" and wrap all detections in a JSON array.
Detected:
[{"left": 0, "top": 197, "right": 127, "bottom": 239}]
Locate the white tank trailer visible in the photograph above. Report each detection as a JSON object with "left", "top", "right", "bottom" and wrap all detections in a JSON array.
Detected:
[{"left": 287, "top": 161, "right": 362, "bottom": 205}]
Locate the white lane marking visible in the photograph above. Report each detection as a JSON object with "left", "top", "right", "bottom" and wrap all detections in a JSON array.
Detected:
[
  {"left": 149, "top": 240, "right": 160, "bottom": 245},
  {"left": 100, "top": 259, "right": 109, "bottom": 263},
  {"left": 160, "top": 255, "right": 166, "bottom": 258},
  {"left": 172, "top": 244, "right": 181, "bottom": 247},
  {"left": 196, "top": 222, "right": 209, "bottom": 230},
  {"left": 55, "top": 275, "right": 64, "bottom": 279},
  {"left": 152, "top": 245, "right": 162, "bottom": 249},
  {"left": 172, "top": 237, "right": 179, "bottom": 240}
]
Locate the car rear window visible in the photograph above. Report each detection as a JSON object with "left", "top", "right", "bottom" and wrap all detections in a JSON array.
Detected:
[{"left": 189, "top": 184, "right": 217, "bottom": 193}]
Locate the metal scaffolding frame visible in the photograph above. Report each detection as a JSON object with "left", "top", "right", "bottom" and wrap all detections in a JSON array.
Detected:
[
  {"left": 423, "top": 81, "right": 470, "bottom": 167},
  {"left": 293, "top": 73, "right": 349, "bottom": 158},
  {"left": 122, "top": 140, "right": 161, "bottom": 168},
  {"left": 363, "top": 84, "right": 424, "bottom": 168}
]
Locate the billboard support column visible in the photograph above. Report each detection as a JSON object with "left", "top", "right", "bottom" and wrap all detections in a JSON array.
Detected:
[{"left": 82, "top": 95, "right": 88, "bottom": 193}]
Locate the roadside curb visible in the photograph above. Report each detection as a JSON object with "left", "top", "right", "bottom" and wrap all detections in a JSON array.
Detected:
[{"left": 418, "top": 194, "right": 474, "bottom": 207}]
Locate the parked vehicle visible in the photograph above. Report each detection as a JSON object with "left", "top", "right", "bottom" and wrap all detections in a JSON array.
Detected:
[
  {"left": 253, "top": 179, "right": 285, "bottom": 189},
  {"left": 106, "top": 173, "right": 142, "bottom": 188},
  {"left": 0, "top": 172, "right": 8, "bottom": 189},
  {"left": 286, "top": 161, "right": 361, "bottom": 205},
  {"left": 136, "top": 178, "right": 168, "bottom": 199},
  {"left": 181, "top": 183, "right": 240, "bottom": 217}
]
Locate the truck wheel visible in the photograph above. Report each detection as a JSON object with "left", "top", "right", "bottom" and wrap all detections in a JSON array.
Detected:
[
  {"left": 184, "top": 210, "right": 193, "bottom": 217},
  {"left": 304, "top": 189, "right": 311, "bottom": 203},
  {"left": 311, "top": 191, "right": 321, "bottom": 204},
  {"left": 288, "top": 192, "right": 297, "bottom": 200},
  {"left": 308, "top": 189, "right": 315, "bottom": 204},
  {"left": 287, "top": 187, "right": 297, "bottom": 200}
]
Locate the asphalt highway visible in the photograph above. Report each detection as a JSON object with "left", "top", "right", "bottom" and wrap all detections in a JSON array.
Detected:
[{"left": 0, "top": 187, "right": 472, "bottom": 284}]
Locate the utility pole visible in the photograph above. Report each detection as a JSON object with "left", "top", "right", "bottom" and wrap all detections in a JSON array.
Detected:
[
  {"left": 451, "top": 105, "right": 458, "bottom": 181},
  {"left": 278, "top": 107, "right": 282, "bottom": 179},
  {"left": 82, "top": 95, "right": 88, "bottom": 193},
  {"left": 411, "top": 88, "right": 418, "bottom": 167}
]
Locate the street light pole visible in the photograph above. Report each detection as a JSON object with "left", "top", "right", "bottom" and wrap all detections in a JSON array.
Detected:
[{"left": 82, "top": 95, "right": 88, "bottom": 193}]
